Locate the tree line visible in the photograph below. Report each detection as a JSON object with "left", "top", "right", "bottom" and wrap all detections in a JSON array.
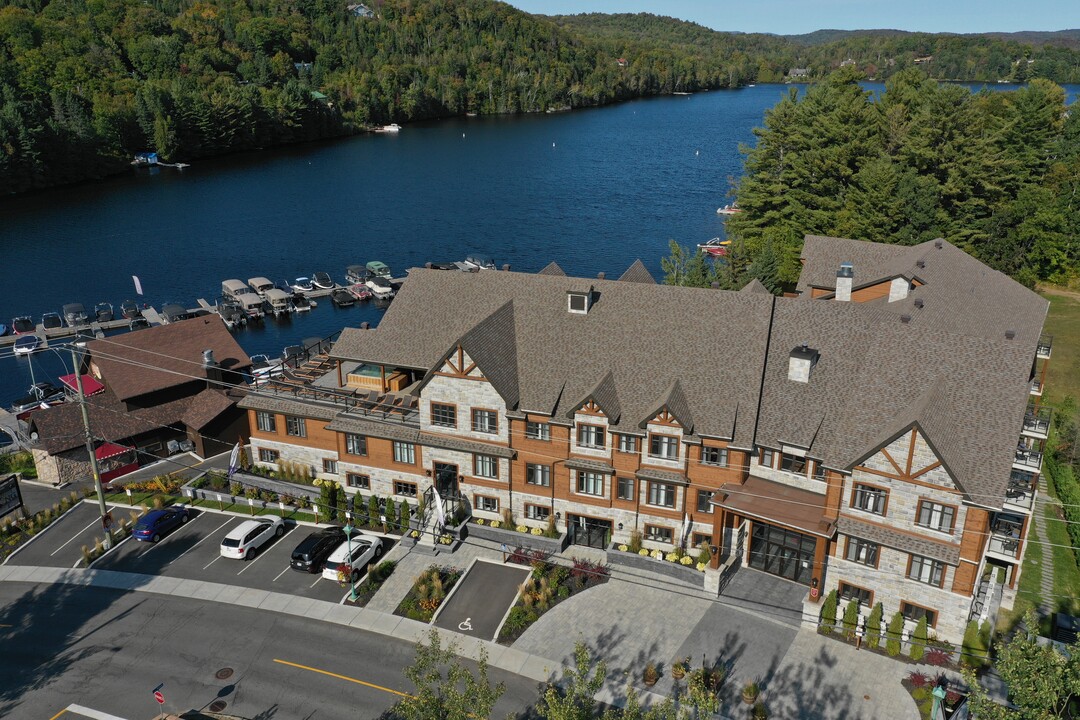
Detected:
[
  {"left": 4, "top": 0, "right": 1080, "bottom": 195},
  {"left": 662, "top": 68, "right": 1080, "bottom": 289}
]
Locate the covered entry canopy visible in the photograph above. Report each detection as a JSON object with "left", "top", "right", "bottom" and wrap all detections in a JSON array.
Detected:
[
  {"left": 95, "top": 442, "right": 133, "bottom": 461},
  {"left": 713, "top": 475, "right": 835, "bottom": 538},
  {"left": 59, "top": 373, "right": 105, "bottom": 396}
]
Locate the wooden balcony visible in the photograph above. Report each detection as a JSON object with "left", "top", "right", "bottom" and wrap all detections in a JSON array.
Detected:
[{"left": 1037, "top": 334, "right": 1053, "bottom": 360}]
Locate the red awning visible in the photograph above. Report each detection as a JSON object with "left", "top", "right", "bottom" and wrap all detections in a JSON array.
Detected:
[
  {"left": 95, "top": 442, "right": 132, "bottom": 461},
  {"left": 60, "top": 373, "right": 105, "bottom": 396}
]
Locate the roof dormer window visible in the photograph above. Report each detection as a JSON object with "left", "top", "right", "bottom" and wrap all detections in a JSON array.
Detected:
[{"left": 567, "top": 287, "right": 593, "bottom": 314}]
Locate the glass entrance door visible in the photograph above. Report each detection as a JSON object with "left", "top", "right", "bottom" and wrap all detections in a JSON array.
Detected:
[
  {"left": 434, "top": 463, "right": 458, "bottom": 498},
  {"left": 748, "top": 522, "right": 816, "bottom": 585},
  {"left": 568, "top": 515, "right": 612, "bottom": 549}
]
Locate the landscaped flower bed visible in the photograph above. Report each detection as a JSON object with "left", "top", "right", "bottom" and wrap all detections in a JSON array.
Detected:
[
  {"left": 394, "top": 564, "right": 463, "bottom": 622},
  {"left": 343, "top": 560, "right": 397, "bottom": 608},
  {"left": 607, "top": 542, "right": 709, "bottom": 587},
  {"left": 497, "top": 549, "right": 610, "bottom": 644},
  {"left": 469, "top": 517, "right": 569, "bottom": 554}
]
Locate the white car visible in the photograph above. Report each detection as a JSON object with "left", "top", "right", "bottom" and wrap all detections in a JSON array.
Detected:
[
  {"left": 220, "top": 517, "right": 285, "bottom": 560},
  {"left": 321, "top": 534, "right": 383, "bottom": 583}
]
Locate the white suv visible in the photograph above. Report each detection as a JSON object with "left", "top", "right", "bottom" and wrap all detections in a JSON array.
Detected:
[
  {"left": 220, "top": 517, "right": 285, "bottom": 560},
  {"left": 321, "top": 534, "right": 383, "bottom": 583}
]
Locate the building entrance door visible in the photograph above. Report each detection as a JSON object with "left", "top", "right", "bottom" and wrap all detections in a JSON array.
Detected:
[
  {"left": 568, "top": 515, "right": 611, "bottom": 549},
  {"left": 434, "top": 463, "right": 458, "bottom": 499},
  {"left": 748, "top": 521, "right": 816, "bottom": 585}
]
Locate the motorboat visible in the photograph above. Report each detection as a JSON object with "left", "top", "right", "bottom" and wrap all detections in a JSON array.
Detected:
[
  {"left": 311, "top": 272, "right": 334, "bottom": 289},
  {"left": 281, "top": 345, "right": 303, "bottom": 366},
  {"left": 62, "top": 303, "right": 88, "bottom": 327},
  {"left": 365, "top": 261, "right": 391, "bottom": 279},
  {"left": 247, "top": 277, "right": 275, "bottom": 298},
  {"left": 249, "top": 354, "right": 284, "bottom": 382},
  {"left": 697, "top": 238, "right": 731, "bottom": 257},
  {"left": 331, "top": 288, "right": 356, "bottom": 307},
  {"left": 347, "top": 283, "right": 372, "bottom": 300},
  {"left": 291, "top": 277, "right": 314, "bottom": 293},
  {"left": 217, "top": 298, "right": 247, "bottom": 329},
  {"left": 222, "top": 280, "right": 264, "bottom": 319},
  {"left": 120, "top": 299, "right": 142, "bottom": 320},
  {"left": 366, "top": 275, "right": 395, "bottom": 299},
  {"left": 129, "top": 317, "right": 150, "bottom": 331},
  {"left": 11, "top": 382, "right": 65, "bottom": 416},
  {"left": 716, "top": 203, "right": 743, "bottom": 215},
  {"left": 41, "top": 312, "right": 62, "bottom": 330},
  {"left": 427, "top": 261, "right": 465, "bottom": 271},
  {"left": 222, "top": 279, "right": 252, "bottom": 301},
  {"left": 264, "top": 288, "right": 294, "bottom": 317},
  {"left": 462, "top": 254, "right": 495, "bottom": 271},
  {"left": 346, "top": 265, "right": 369, "bottom": 284},
  {"left": 11, "top": 317, "right": 34, "bottom": 335},
  {"left": 95, "top": 302, "right": 114, "bottom": 322},
  {"left": 291, "top": 292, "right": 313, "bottom": 312},
  {"left": 380, "top": 123, "right": 401, "bottom": 133},
  {"left": 160, "top": 303, "right": 191, "bottom": 324},
  {"left": 13, "top": 335, "right": 41, "bottom": 355}
]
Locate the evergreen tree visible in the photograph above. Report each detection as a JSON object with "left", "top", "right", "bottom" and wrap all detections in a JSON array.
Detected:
[
  {"left": 910, "top": 616, "right": 928, "bottom": 662},
  {"left": 866, "top": 602, "right": 883, "bottom": 649},
  {"left": 886, "top": 611, "right": 904, "bottom": 657}
]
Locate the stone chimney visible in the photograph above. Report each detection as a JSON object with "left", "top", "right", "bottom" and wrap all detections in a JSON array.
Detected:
[
  {"left": 888, "top": 277, "right": 910, "bottom": 303},
  {"left": 788, "top": 344, "right": 819, "bottom": 383},
  {"left": 836, "top": 262, "right": 853, "bottom": 302},
  {"left": 203, "top": 349, "right": 223, "bottom": 388}
]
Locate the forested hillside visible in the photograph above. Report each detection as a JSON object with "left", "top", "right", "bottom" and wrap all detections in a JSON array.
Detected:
[
  {"left": 0, "top": 0, "right": 736, "bottom": 194},
  {"left": 677, "top": 69, "right": 1080, "bottom": 289}
]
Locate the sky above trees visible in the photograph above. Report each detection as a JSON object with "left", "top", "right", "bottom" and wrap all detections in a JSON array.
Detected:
[{"left": 508, "top": 0, "right": 1079, "bottom": 36}]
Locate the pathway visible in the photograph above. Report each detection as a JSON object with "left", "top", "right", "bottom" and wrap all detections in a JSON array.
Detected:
[{"left": 1031, "top": 474, "right": 1057, "bottom": 619}]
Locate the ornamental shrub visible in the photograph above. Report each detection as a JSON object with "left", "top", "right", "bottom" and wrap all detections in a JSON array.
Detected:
[
  {"left": 842, "top": 599, "right": 860, "bottom": 641},
  {"left": 866, "top": 602, "right": 883, "bottom": 649},
  {"left": 819, "top": 589, "right": 838, "bottom": 634},
  {"left": 628, "top": 530, "right": 643, "bottom": 554},
  {"left": 911, "top": 616, "right": 928, "bottom": 661},
  {"left": 398, "top": 499, "right": 409, "bottom": 531},
  {"left": 368, "top": 494, "right": 380, "bottom": 525},
  {"left": 886, "top": 612, "right": 905, "bottom": 656}
]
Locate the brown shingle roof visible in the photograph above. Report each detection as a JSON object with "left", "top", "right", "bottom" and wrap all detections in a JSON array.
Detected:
[
  {"left": 618, "top": 259, "right": 656, "bottom": 284},
  {"left": 740, "top": 278, "right": 771, "bottom": 294},
  {"left": 87, "top": 316, "right": 251, "bottom": 402},
  {"left": 330, "top": 268, "right": 776, "bottom": 445},
  {"left": 537, "top": 262, "right": 567, "bottom": 277}
]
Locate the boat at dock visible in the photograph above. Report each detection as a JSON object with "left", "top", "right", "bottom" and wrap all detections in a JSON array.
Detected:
[
  {"left": 41, "top": 312, "right": 62, "bottom": 330},
  {"left": 217, "top": 298, "right": 247, "bottom": 329},
  {"left": 11, "top": 381, "right": 65, "bottom": 418},
  {"left": 249, "top": 354, "right": 284, "bottom": 383},
  {"left": 311, "top": 272, "right": 335, "bottom": 290},
  {"left": 291, "top": 277, "right": 314, "bottom": 293},
  {"left": 222, "top": 279, "right": 264, "bottom": 320},
  {"left": 13, "top": 335, "right": 41, "bottom": 355},
  {"left": 377, "top": 124, "right": 401, "bottom": 133},
  {"left": 291, "top": 292, "right": 313, "bottom": 312},
  {"left": 346, "top": 265, "right": 369, "bottom": 284},
  {"left": 264, "top": 288, "right": 294, "bottom": 316},
  {"left": 95, "top": 302, "right": 114, "bottom": 322},
  {"left": 346, "top": 283, "right": 372, "bottom": 301},
  {"left": 62, "top": 302, "right": 88, "bottom": 327},
  {"left": 365, "top": 261, "right": 392, "bottom": 279},
  {"left": 697, "top": 237, "right": 731, "bottom": 256},
  {"left": 11, "top": 317, "right": 34, "bottom": 335},
  {"left": 120, "top": 299, "right": 142, "bottom": 320},
  {"left": 365, "top": 276, "right": 395, "bottom": 299},
  {"left": 331, "top": 288, "right": 356, "bottom": 307},
  {"left": 247, "top": 277, "right": 275, "bottom": 298}
]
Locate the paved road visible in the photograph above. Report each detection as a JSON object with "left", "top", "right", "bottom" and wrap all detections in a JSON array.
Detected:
[
  {"left": 0, "top": 581, "right": 543, "bottom": 720},
  {"left": 435, "top": 560, "right": 529, "bottom": 641}
]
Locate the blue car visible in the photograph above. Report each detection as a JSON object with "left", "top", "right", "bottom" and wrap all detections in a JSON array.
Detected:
[{"left": 133, "top": 506, "right": 190, "bottom": 542}]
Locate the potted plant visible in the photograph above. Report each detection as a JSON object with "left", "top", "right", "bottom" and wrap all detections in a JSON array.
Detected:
[
  {"left": 643, "top": 662, "right": 659, "bottom": 687},
  {"left": 752, "top": 701, "right": 769, "bottom": 719},
  {"left": 672, "top": 658, "right": 688, "bottom": 680},
  {"left": 742, "top": 680, "right": 760, "bottom": 705},
  {"left": 335, "top": 562, "right": 353, "bottom": 588}
]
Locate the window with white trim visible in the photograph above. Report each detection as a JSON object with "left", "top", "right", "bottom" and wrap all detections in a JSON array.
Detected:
[
  {"left": 525, "top": 463, "right": 550, "bottom": 486},
  {"left": 780, "top": 452, "right": 806, "bottom": 475},
  {"left": 431, "top": 403, "right": 456, "bottom": 428},
  {"left": 346, "top": 473, "right": 369, "bottom": 489},
  {"left": 471, "top": 409, "right": 498, "bottom": 434},
  {"left": 852, "top": 484, "right": 887, "bottom": 515},
  {"left": 616, "top": 476, "right": 635, "bottom": 500},
  {"left": 525, "top": 504, "right": 550, "bottom": 521},
  {"left": 649, "top": 434, "right": 679, "bottom": 460},
  {"left": 645, "top": 525, "right": 673, "bottom": 542},
  {"left": 394, "top": 480, "right": 418, "bottom": 497},
  {"left": 345, "top": 433, "right": 367, "bottom": 457},
  {"left": 577, "top": 471, "right": 605, "bottom": 496},
  {"left": 617, "top": 434, "right": 639, "bottom": 453},
  {"left": 475, "top": 495, "right": 498, "bottom": 513},
  {"left": 908, "top": 554, "right": 945, "bottom": 587},
  {"left": 258, "top": 448, "right": 279, "bottom": 463},
  {"left": 322, "top": 458, "right": 337, "bottom": 474},
  {"left": 392, "top": 441, "right": 415, "bottom": 464},
  {"left": 701, "top": 447, "right": 728, "bottom": 467},
  {"left": 696, "top": 489, "right": 714, "bottom": 513},
  {"left": 285, "top": 416, "right": 306, "bottom": 438},
  {"left": 916, "top": 500, "right": 956, "bottom": 534},
  {"left": 525, "top": 421, "right": 550, "bottom": 441},
  {"left": 759, "top": 448, "right": 775, "bottom": 468},
  {"left": 845, "top": 537, "right": 879, "bottom": 567}
]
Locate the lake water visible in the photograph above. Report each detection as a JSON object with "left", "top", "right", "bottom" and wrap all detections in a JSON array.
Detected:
[{"left": 2, "top": 82, "right": 1077, "bottom": 405}]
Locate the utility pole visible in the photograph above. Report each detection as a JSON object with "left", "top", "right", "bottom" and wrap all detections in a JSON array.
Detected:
[{"left": 71, "top": 346, "right": 111, "bottom": 549}]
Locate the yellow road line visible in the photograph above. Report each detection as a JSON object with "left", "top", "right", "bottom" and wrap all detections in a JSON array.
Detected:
[
  {"left": 47, "top": 709, "right": 67, "bottom": 720},
  {"left": 272, "top": 658, "right": 411, "bottom": 698}
]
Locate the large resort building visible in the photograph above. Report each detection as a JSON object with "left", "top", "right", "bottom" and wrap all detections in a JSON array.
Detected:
[{"left": 240, "top": 236, "right": 1051, "bottom": 643}]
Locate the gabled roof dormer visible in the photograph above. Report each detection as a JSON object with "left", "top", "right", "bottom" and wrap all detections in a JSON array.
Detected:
[
  {"left": 640, "top": 379, "right": 694, "bottom": 434},
  {"left": 567, "top": 371, "right": 620, "bottom": 423},
  {"left": 567, "top": 285, "right": 595, "bottom": 314}
]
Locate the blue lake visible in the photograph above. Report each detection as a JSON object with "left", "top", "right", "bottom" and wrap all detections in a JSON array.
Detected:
[{"left": 1, "top": 82, "right": 1077, "bottom": 404}]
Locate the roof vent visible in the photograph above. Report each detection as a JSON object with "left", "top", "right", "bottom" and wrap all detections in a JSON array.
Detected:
[
  {"left": 900, "top": 314, "right": 912, "bottom": 324},
  {"left": 202, "top": 349, "right": 217, "bottom": 368},
  {"left": 597, "top": 271, "right": 606, "bottom": 280},
  {"left": 424, "top": 262, "right": 432, "bottom": 269},
  {"left": 836, "top": 262, "right": 853, "bottom": 302},
  {"left": 914, "top": 298, "right": 924, "bottom": 309},
  {"left": 360, "top": 322, "right": 370, "bottom": 330},
  {"left": 788, "top": 343, "right": 819, "bottom": 383},
  {"left": 711, "top": 281, "right": 720, "bottom": 290},
  {"left": 934, "top": 239, "right": 943, "bottom": 249},
  {"left": 1005, "top": 329, "right": 1016, "bottom": 340},
  {"left": 916, "top": 259, "right": 925, "bottom": 269},
  {"left": 501, "top": 264, "right": 511, "bottom": 271}
]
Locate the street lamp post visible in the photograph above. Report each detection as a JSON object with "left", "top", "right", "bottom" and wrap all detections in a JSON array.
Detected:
[{"left": 344, "top": 497, "right": 357, "bottom": 602}]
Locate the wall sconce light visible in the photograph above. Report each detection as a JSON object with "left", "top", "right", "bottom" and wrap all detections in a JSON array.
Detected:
[
  {"left": 555, "top": 512, "right": 561, "bottom": 520},
  {"left": 425, "top": 469, "right": 432, "bottom": 477},
  {"left": 617, "top": 522, "right": 624, "bottom": 531},
  {"left": 709, "top": 545, "right": 718, "bottom": 556}
]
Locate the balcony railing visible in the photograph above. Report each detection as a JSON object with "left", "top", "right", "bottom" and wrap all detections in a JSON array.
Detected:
[
  {"left": 1004, "top": 482, "right": 1035, "bottom": 512},
  {"left": 987, "top": 533, "right": 1021, "bottom": 560},
  {"left": 1022, "top": 405, "right": 1052, "bottom": 439},
  {"left": 1013, "top": 448, "right": 1043, "bottom": 473},
  {"left": 1037, "top": 334, "right": 1053, "bottom": 360},
  {"left": 1030, "top": 379, "right": 1044, "bottom": 396}
]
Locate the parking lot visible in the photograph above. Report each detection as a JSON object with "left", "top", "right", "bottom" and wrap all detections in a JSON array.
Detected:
[{"left": 7, "top": 501, "right": 395, "bottom": 605}]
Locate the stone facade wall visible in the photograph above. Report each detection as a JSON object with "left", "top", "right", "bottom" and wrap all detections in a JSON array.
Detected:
[
  {"left": 571, "top": 413, "right": 612, "bottom": 460},
  {"left": 31, "top": 447, "right": 92, "bottom": 487},
  {"left": 642, "top": 420, "right": 687, "bottom": 471},
  {"left": 420, "top": 369, "right": 509, "bottom": 444}
]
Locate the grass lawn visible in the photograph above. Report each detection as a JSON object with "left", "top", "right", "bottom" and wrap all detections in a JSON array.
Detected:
[
  {"left": 1040, "top": 289, "right": 1080, "bottom": 403},
  {"left": 1042, "top": 502, "right": 1080, "bottom": 617}
]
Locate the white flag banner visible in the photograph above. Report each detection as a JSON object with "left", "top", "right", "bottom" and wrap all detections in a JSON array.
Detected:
[
  {"left": 681, "top": 512, "right": 691, "bottom": 548},
  {"left": 132, "top": 275, "right": 144, "bottom": 296},
  {"left": 433, "top": 490, "right": 446, "bottom": 531},
  {"left": 227, "top": 441, "right": 241, "bottom": 479}
]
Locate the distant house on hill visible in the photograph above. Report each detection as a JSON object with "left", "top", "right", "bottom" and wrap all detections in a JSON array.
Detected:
[
  {"left": 27, "top": 316, "right": 253, "bottom": 486},
  {"left": 839, "top": 58, "right": 855, "bottom": 68},
  {"left": 787, "top": 67, "right": 811, "bottom": 80},
  {"left": 347, "top": 3, "right": 375, "bottom": 17},
  {"left": 913, "top": 56, "right": 933, "bottom": 65}
]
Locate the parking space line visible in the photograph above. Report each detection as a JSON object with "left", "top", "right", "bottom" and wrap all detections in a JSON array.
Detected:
[
  {"left": 202, "top": 555, "right": 221, "bottom": 570},
  {"left": 171, "top": 517, "right": 232, "bottom": 563},
  {"left": 236, "top": 542, "right": 276, "bottom": 575},
  {"left": 50, "top": 517, "right": 104, "bottom": 557},
  {"left": 272, "top": 566, "right": 291, "bottom": 582},
  {"left": 272, "top": 658, "right": 410, "bottom": 698},
  {"left": 310, "top": 575, "right": 324, "bottom": 588}
]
